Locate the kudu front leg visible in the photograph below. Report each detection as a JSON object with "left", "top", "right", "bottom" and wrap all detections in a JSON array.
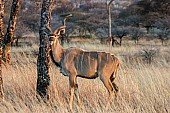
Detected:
[
  {"left": 69, "top": 87, "right": 74, "bottom": 111},
  {"left": 75, "top": 79, "right": 81, "bottom": 107},
  {"left": 69, "top": 75, "right": 76, "bottom": 111},
  {"left": 100, "top": 76, "right": 114, "bottom": 110},
  {"left": 106, "top": 85, "right": 114, "bottom": 111}
]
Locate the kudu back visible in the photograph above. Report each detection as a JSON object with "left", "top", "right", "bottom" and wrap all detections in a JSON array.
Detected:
[{"left": 49, "top": 26, "right": 120, "bottom": 111}]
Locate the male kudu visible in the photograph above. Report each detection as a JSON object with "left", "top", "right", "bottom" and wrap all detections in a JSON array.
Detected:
[{"left": 49, "top": 26, "right": 120, "bottom": 111}]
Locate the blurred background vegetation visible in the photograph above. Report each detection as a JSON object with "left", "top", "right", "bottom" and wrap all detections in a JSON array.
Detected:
[{"left": 4, "top": 0, "right": 170, "bottom": 46}]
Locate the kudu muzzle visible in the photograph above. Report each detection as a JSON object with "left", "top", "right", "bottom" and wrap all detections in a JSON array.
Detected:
[{"left": 49, "top": 34, "right": 57, "bottom": 45}]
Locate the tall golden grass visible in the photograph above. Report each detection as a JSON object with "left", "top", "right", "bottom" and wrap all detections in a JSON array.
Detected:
[{"left": 1, "top": 42, "right": 170, "bottom": 113}]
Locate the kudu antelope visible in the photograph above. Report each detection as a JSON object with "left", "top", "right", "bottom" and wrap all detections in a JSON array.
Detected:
[{"left": 48, "top": 26, "right": 120, "bottom": 110}]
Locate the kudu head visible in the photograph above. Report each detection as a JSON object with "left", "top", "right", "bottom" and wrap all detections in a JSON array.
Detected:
[{"left": 48, "top": 26, "right": 66, "bottom": 45}]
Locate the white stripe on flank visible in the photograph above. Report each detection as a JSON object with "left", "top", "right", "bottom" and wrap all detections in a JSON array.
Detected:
[{"left": 81, "top": 52, "right": 84, "bottom": 72}]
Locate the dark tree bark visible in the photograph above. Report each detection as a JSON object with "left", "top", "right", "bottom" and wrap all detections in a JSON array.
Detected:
[
  {"left": 36, "top": 0, "right": 54, "bottom": 100},
  {"left": 2, "top": 0, "right": 20, "bottom": 63},
  {"left": 0, "top": 0, "right": 6, "bottom": 100}
]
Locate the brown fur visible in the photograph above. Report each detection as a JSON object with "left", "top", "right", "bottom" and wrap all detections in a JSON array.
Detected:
[{"left": 49, "top": 26, "right": 120, "bottom": 111}]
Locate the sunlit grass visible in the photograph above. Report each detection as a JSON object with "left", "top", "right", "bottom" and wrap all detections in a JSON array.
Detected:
[{"left": 0, "top": 42, "right": 170, "bottom": 113}]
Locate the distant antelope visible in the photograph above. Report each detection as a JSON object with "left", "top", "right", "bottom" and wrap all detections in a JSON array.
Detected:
[{"left": 49, "top": 26, "right": 120, "bottom": 111}]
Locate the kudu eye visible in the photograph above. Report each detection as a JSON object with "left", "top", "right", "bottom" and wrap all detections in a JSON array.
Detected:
[{"left": 49, "top": 34, "right": 56, "bottom": 41}]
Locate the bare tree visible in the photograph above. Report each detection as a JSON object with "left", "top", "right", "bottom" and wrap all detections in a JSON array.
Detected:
[
  {"left": 2, "top": 0, "right": 20, "bottom": 63},
  {"left": 36, "top": 0, "right": 54, "bottom": 100},
  {"left": 106, "top": 0, "right": 114, "bottom": 49},
  {"left": 0, "top": 0, "right": 6, "bottom": 100},
  {"left": 152, "top": 17, "right": 170, "bottom": 45},
  {"left": 112, "top": 26, "right": 128, "bottom": 46},
  {"left": 150, "top": 27, "right": 170, "bottom": 45},
  {"left": 129, "top": 27, "right": 146, "bottom": 44}
]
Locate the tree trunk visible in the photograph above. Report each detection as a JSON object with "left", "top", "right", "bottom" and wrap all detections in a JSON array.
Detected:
[
  {"left": 159, "top": 36, "right": 164, "bottom": 45},
  {"left": 2, "top": 0, "right": 20, "bottom": 63},
  {"left": 0, "top": 0, "right": 6, "bottom": 100},
  {"left": 106, "top": 0, "right": 114, "bottom": 49},
  {"left": 36, "top": 0, "right": 54, "bottom": 100},
  {"left": 108, "top": 6, "right": 112, "bottom": 47},
  {"left": 161, "top": 39, "right": 164, "bottom": 45},
  {"left": 136, "top": 37, "right": 139, "bottom": 44},
  {"left": 119, "top": 37, "right": 122, "bottom": 46}
]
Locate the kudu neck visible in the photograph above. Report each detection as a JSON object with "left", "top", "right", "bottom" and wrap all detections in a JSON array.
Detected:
[
  {"left": 50, "top": 39, "right": 64, "bottom": 65},
  {"left": 52, "top": 40, "right": 64, "bottom": 51}
]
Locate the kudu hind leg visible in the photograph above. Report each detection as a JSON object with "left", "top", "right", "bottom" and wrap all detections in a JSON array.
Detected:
[
  {"left": 110, "top": 73, "right": 119, "bottom": 105},
  {"left": 100, "top": 76, "right": 114, "bottom": 110},
  {"left": 111, "top": 63, "right": 120, "bottom": 94},
  {"left": 110, "top": 76, "right": 119, "bottom": 93},
  {"left": 110, "top": 78, "right": 119, "bottom": 107}
]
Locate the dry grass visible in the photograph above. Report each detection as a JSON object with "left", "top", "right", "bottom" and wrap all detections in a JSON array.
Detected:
[{"left": 0, "top": 42, "right": 170, "bottom": 113}]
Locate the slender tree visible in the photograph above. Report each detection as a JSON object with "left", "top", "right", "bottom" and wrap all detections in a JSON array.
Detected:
[
  {"left": 36, "top": 0, "right": 54, "bottom": 100},
  {"left": 0, "top": 0, "right": 6, "bottom": 100},
  {"left": 106, "top": 0, "right": 114, "bottom": 49},
  {"left": 2, "top": 0, "right": 20, "bottom": 63}
]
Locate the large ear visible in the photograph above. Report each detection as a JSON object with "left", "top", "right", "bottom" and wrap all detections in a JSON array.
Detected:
[
  {"left": 47, "top": 26, "right": 52, "bottom": 33},
  {"left": 53, "top": 26, "right": 66, "bottom": 35}
]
